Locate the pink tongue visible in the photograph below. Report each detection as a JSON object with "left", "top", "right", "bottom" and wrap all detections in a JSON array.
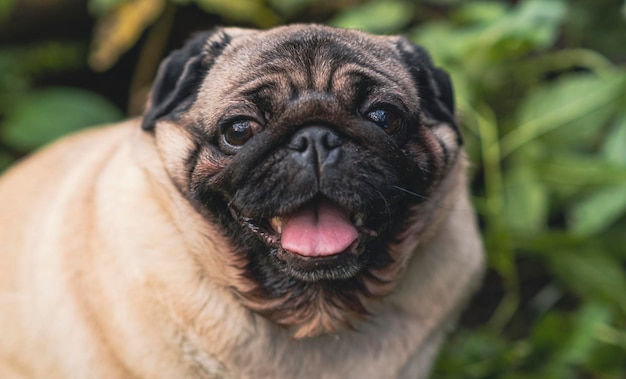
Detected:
[{"left": 281, "top": 201, "right": 359, "bottom": 257}]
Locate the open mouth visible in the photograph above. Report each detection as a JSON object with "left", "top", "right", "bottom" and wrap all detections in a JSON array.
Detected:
[{"left": 230, "top": 197, "right": 378, "bottom": 279}]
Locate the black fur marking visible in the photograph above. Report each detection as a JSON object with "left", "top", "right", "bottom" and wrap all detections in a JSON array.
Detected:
[
  {"left": 395, "top": 38, "right": 462, "bottom": 145},
  {"left": 142, "top": 30, "right": 232, "bottom": 130}
]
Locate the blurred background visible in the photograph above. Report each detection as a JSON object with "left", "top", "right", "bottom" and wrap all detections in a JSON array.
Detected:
[{"left": 1, "top": 0, "right": 625, "bottom": 377}]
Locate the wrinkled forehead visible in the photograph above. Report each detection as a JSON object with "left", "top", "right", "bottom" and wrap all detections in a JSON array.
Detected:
[
  {"left": 200, "top": 25, "right": 417, "bottom": 105},
  {"left": 223, "top": 25, "right": 403, "bottom": 69}
]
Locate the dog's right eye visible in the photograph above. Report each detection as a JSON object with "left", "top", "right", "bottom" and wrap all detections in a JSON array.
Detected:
[
  {"left": 222, "top": 120, "right": 262, "bottom": 148},
  {"left": 365, "top": 108, "right": 403, "bottom": 135}
]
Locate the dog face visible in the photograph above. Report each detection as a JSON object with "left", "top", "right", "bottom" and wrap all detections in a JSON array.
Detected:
[{"left": 142, "top": 25, "right": 462, "bottom": 337}]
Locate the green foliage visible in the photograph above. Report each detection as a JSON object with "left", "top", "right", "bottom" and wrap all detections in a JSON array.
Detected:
[
  {"left": 0, "top": 0, "right": 16, "bottom": 21},
  {"left": 1, "top": 0, "right": 625, "bottom": 375},
  {"left": 2, "top": 88, "right": 122, "bottom": 151},
  {"left": 192, "top": 0, "right": 280, "bottom": 26},
  {"left": 88, "top": 0, "right": 126, "bottom": 15},
  {"left": 0, "top": 151, "right": 11, "bottom": 172},
  {"left": 403, "top": 0, "right": 626, "bottom": 376},
  {"left": 268, "top": 0, "right": 311, "bottom": 17},
  {"left": 547, "top": 249, "right": 626, "bottom": 309},
  {"left": 0, "top": 42, "right": 84, "bottom": 96},
  {"left": 330, "top": 0, "right": 414, "bottom": 34},
  {"left": 0, "top": 41, "right": 95, "bottom": 171},
  {"left": 571, "top": 185, "right": 626, "bottom": 237}
]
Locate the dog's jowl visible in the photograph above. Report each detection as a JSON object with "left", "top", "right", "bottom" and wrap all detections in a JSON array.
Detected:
[{"left": 0, "top": 25, "right": 483, "bottom": 379}]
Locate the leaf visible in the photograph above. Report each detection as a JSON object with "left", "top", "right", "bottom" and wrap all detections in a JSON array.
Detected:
[
  {"left": 1, "top": 87, "right": 123, "bottom": 151},
  {"left": 502, "top": 157, "right": 549, "bottom": 233},
  {"left": 88, "top": 0, "right": 126, "bottom": 16},
  {"left": 433, "top": 329, "right": 510, "bottom": 379},
  {"left": 587, "top": 342, "right": 626, "bottom": 377},
  {"left": 602, "top": 114, "right": 626, "bottom": 165},
  {"left": 536, "top": 154, "right": 626, "bottom": 187},
  {"left": 268, "top": 0, "right": 311, "bottom": 17},
  {"left": 90, "top": 0, "right": 166, "bottom": 71},
  {"left": 0, "top": 151, "right": 13, "bottom": 173},
  {"left": 554, "top": 303, "right": 612, "bottom": 367},
  {"left": 193, "top": 0, "right": 281, "bottom": 27},
  {"left": 569, "top": 185, "right": 626, "bottom": 236},
  {"left": 466, "top": 0, "right": 564, "bottom": 58},
  {"left": 516, "top": 231, "right": 587, "bottom": 253},
  {"left": 454, "top": 1, "right": 507, "bottom": 24},
  {"left": 330, "top": 0, "right": 414, "bottom": 34},
  {"left": 0, "top": 0, "right": 17, "bottom": 21},
  {"left": 530, "top": 311, "right": 572, "bottom": 363},
  {"left": 530, "top": 303, "right": 613, "bottom": 376},
  {"left": 547, "top": 249, "right": 626, "bottom": 311},
  {"left": 410, "top": 22, "right": 475, "bottom": 66},
  {"left": 415, "top": 0, "right": 565, "bottom": 63},
  {"left": 503, "top": 72, "right": 626, "bottom": 157},
  {"left": 601, "top": 220, "right": 626, "bottom": 259},
  {"left": 508, "top": 0, "right": 566, "bottom": 49}
]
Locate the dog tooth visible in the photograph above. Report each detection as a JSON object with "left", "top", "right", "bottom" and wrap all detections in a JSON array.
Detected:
[
  {"left": 354, "top": 213, "right": 365, "bottom": 227},
  {"left": 270, "top": 217, "right": 283, "bottom": 233}
]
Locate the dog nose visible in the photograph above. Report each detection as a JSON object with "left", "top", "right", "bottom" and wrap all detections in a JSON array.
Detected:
[{"left": 288, "top": 126, "right": 342, "bottom": 170}]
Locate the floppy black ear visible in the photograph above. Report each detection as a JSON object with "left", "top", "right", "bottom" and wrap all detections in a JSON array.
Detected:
[
  {"left": 142, "top": 29, "right": 232, "bottom": 130},
  {"left": 395, "top": 38, "right": 458, "bottom": 132}
]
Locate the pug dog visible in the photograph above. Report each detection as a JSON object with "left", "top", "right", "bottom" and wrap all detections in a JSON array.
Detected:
[{"left": 0, "top": 24, "right": 483, "bottom": 378}]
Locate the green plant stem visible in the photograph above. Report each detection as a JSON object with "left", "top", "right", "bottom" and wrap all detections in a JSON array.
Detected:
[
  {"left": 475, "top": 102, "right": 503, "bottom": 219},
  {"left": 522, "top": 48, "right": 617, "bottom": 78},
  {"left": 490, "top": 263, "right": 521, "bottom": 330},
  {"left": 473, "top": 101, "right": 521, "bottom": 329}
]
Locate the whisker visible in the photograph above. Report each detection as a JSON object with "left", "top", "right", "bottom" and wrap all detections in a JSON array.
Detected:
[
  {"left": 392, "top": 185, "right": 452, "bottom": 210},
  {"left": 375, "top": 189, "right": 393, "bottom": 228},
  {"left": 392, "top": 185, "right": 430, "bottom": 201}
]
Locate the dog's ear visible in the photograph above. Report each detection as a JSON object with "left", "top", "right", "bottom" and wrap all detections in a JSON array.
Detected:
[
  {"left": 395, "top": 37, "right": 457, "bottom": 132},
  {"left": 141, "top": 29, "right": 232, "bottom": 130}
]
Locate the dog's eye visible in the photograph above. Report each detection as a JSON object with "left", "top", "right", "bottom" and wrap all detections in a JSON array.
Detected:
[
  {"left": 223, "top": 120, "right": 261, "bottom": 147},
  {"left": 365, "top": 108, "right": 403, "bottom": 134}
]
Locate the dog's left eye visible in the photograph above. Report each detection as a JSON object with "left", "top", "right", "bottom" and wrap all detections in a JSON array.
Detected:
[
  {"left": 223, "top": 120, "right": 262, "bottom": 148},
  {"left": 365, "top": 108, "right": 403, "bottom": 134}
]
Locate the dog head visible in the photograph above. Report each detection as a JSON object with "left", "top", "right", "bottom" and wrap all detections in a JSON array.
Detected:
[{"left": 142, "top": 25, "right": 462, "bottom": 338}]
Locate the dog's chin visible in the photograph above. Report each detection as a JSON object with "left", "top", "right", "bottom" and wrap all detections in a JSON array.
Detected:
[
  {"left": 229, "top": 197, "right": 379, "bottom": 282},
  {"left": 270, "top": 245, "right": 366, "bottom": 282}
]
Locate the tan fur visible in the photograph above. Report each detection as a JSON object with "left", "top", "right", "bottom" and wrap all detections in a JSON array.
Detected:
[
  {"left": 0, "top": 25, "right": 483, "bottom": 378},
  {"left": 0, "top": 120, "right": 482, "bottom": 378}
]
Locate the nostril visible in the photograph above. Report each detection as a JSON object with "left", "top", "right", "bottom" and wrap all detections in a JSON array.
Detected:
[
  {"left": 288, "top": 126, "right": 343, "bottom": 170},
  {"left": 289, "top": 135, "right": 308, "bottom": 152},
  {"left": 324, "top": 132, "right": 342, "bottom": 150}
]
